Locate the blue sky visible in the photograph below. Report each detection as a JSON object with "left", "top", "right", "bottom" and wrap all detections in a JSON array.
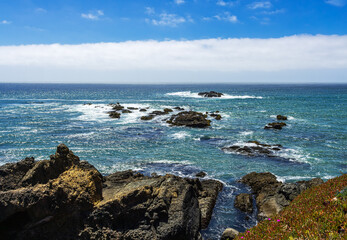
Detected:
[
  {"left": 0, "top": 0, "right": 346, "bottom": 83},
  {"left": 0, "top": 0, "right": 346, "bottom": 44}
]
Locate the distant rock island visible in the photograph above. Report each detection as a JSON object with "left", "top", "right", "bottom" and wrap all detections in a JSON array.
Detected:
[{"left": 198, "top": 91, "right": 224, "bottom": 98}]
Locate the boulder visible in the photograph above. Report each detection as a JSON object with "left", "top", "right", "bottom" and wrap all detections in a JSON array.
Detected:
[
  {"left": 174, "top": 107, "right": 184, "bottom": 111},
  {"left": 0, "top": 145, "right": 223, "bottom": 240},
  {"left": 198, "top": 91, "right": 224, "bottom": 98},
  {"left": 122, "top": 109, "right": 132, "bottom": 113},
  {"left": 108, "top": 111, "right": 121, "bottom": 118},
  {"left": 163, "top": 108, "right": 173, "bottom": 113},
  {"left": 239, "top": 172, "right": 323, "bottom": 220},
  {"left": 111, "top": 103, "right": 124, "bottom": 111},
  {"left": 141, "top": 115, "right": 155, "bottom": 121},
  {"left": 276, "top": 115, "right": 288, "bottom": 120},
  {"left": 264, "top": 122, "right": 286, "bottom": 130},
  {"left": 221, "top": 228, "right": 239, "bottom": 240},
  {"left": 127, "top": 107, "right": 138, "bottom": 110},
  {"left": 210, "top": 113, "right": 222, "bottom": 120},
  {"left": 234, "top": 193, "right": 253, "bottom": 213},
  {"left": 139, "top": 109, "right": 147, "bottom": 112},
  {"left": 196, "top": 171, "right": 207, "bottom": 178},
  {"left": 167, "top": 111, "right": 211, "bottom": 128}
]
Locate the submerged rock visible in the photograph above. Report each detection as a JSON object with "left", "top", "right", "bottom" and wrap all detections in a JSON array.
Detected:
[
  {"left": 222, "top": 141, "right": 282, "bottom": 158},
  {"left": 111, "top": 103, "right": 125, "bottom": 111},
  {"left": 264, "top": 122, "right": 287, "bottom": 130},
  {"left": 210, "top": 113, "right": 222, "bottom": 120},
  {"left": 122, "top": 109, "right": 132, "bottom": 113},
  {"left": 167, "top": 111, "right": 211, "bottom": 128},
  {"left": 198, "top": 91, "right": 224, "bottom": 98},
  {"left": 141, "top": 115, "right": 155, "bottom": 121},
  {"left": 0, "top": 145, "right": 223, "bottom": 240},
  {"left": 239, "top": 172, "right": 323, "bottom": 220}
]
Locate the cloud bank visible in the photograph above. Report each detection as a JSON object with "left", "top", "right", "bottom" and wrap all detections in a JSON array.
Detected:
[{"left": 0, "top": 35, "right": 346, "bottom": 83}]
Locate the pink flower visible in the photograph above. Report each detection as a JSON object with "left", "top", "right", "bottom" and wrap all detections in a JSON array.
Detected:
[
  {"left": 268, "top": 218, "right": 271, "bottom": 220},
  {"left": 277, "top": 219, "right": 280, "bottom": 222}
]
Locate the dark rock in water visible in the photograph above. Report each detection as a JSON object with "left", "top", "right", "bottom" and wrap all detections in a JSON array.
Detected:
[
  {"left": 222, "top": 141, "right": 282, "bottom": 158},
  {"left": 239, "top": 172, "right": 323, "bottom": 220},
  {"left": 141, "top": 115, "right": 155, "bottom": 121},
  {"left": 196, "top": 171, "right": 207, "bottom": 178},
  {"left": 174, "top": 107, "right": 185, "bottom": 111},
  {"left": 163, "top": 108, "right": 173, "bottom": 113},
  {"left": 0, "top": 145, "right": 223, "bottom": 240},
  {"left": 122, "top": 109, "right": 132, "bottom": 113},
  {"left": 276, "top": 115, "right": 288, "bottom": 120},
  {"left": 111, "top": 103, "right": 124, "bottom": 111},
  {"left": 234, "top": 193, "right": 253, "bottom": 213},
  {"left": 167, "top": 111, "right": 211, "bottom": 128},
  {"left": 127, "top": 107, "right": 138, "bottom": 110},
  {"left": 108, "top": 111, "right": 121, "bottom": 118},
  {"left": 139, "top": 109, "right": 147, "bottom": 112},
  {"left": 221, "top": 228, "right": 239, "bottom": 240},
  {"left": 198, "top": 91, "right": 224, "bottom": 98},
  {"left": 150, "top": 110, "right": 169, "bottom": 116},
  {"left": 210, "top": 113, "right": 222, "bottom": 120},
  {"left": 264, "top": 122, "right": 287, "bottom": 130}
]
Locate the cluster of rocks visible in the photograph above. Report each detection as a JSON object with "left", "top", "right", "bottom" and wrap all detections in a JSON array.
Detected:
[
  {"left": 222, "top": 141, "right": 283, "bottom": 158},
  {"left": 107, "top": 103, "right": 149, "bottom": 119},
  {"left": 0, "top": 144, "right": 223, "bottom": 240},
  {"left": 198, "top": 91, "right": 224, "bottom": 98},
  {"left": 264, "top": 115, "right": 288, "bottom": 130},
  {"left": 234, "top": 172, "right": 324, "bottom": 220},
  {"left": 140, "top": 108, "right": 174, "bottom": 121}
]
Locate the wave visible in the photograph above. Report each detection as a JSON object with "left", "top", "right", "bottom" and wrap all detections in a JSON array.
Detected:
[
  {"left": 170, "top": 131, "right": 191, "bottom": 140},
  {"left": 166, "top": 91, "right": 263, "bottom": 99}
]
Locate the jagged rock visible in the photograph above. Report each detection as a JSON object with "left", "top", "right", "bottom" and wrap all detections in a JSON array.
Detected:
[
  {"left": 174, "top": 107, "right": 184, "bottom": 111},
  {"left": 221, "top": 228, "right": 239, "bottom": 240},
  {"left": 239, "top": 172, "right": 323, "bottom": 220},
  {"left": 276, "top": 115, "right": 288, "bottom": 120},
  {"left": 167, "top": 111, "right": 211, "bottom": 128},
  {"left": 234, "top": 193, "right": 253, "bottom": 213},
  {"left": 198, "top": 91, "right": 224, "bottom": 98},
  {"left": 0, "top": 146, "right": 223, "bottom": 240},
  {"left": 108, "top": 111, "right": 121, "bottom": 118},
  {"left": 210, "top": 113, "right": 222, "bottom": 120},
  {"left": 141, "top": 115, "right": 155, "bottom": 121},
  {"left": 196, "top": 171, "right": 207, "bottom": 178},
  {"left": 264, "top": 122, "right": 287, "bottom": 130},
  {"left": 122, "top": 109, "right": 132, "bottom": 113},
  {"left": 111, "top": 103, "right": 125, "bottom": 111},
  {"left": 222, "top": 141, "right": 282, "bottom": 158}
]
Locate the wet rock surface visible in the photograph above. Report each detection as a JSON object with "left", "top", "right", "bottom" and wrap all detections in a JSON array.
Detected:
[
  {"left": 198, "top": 91, "right": 224, "bottom": 98},
  {"left": 0, "top": 145, "right": 223, "bottom": 240},
  {"left": 167, "top": 111, "right": 211, "bottom": 128},
  {"left": 264, "top": 122, "right": 287, "bottom": 130},
  {"left": 276, "top": 115, "right": 288, "bottom": 120},
  {"left": 222, "top": 141, "right": 283, "bottom": 158},
  {"left": 234, "top": 193, "right": 253, "bottom": 213},
  {"left": 239, "top": 172, "right": 323, "bottom": 220}
]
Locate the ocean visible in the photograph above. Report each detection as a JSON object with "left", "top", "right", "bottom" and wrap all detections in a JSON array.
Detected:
[{"left": 0, "top": 83, "right": 346, "bottom": 239}]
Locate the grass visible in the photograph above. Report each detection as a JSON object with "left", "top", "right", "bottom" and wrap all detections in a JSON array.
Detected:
[{"left": 235, "top": 174, "right": 347, "bottom": 240}]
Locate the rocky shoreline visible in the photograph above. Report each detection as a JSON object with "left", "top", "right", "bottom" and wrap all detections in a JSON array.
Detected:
[
  {"left": 0, "top": 144, "right": 223, "bottom": 240},
  {"left": 0, "top": 144, "right": 327, "bottom": 240}
]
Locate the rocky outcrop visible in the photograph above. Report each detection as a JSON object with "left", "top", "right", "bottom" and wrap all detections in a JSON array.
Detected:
[
  {"left": 264, "top": 122, "right": 286, "bottom": 130},
  {"left": 210, "top": 112, "right": 222, "bottom": 120},
  {"left": 234, "top": 193, "right": 253, "bottom": 213},
  {"left": 276, "top": 115, "right": 287, "bottom": 120},
  {"left": 167, "top": 111, "right": 211, "bottom": 128},
  {"left": 239, "top": 172, "right": 323, "bottom": 220},
  {"left": 198, "top": 91, "right": 224, "bottom": 98},
  {"left": 108, "top": 111, "right": 121, "bottom": 118},
  {"left": 222, "top": 141, "right": 282, "bottom": 158},
  {"left": 0, "top": 145, "right": 223, "bottom": 240},
  {"left": 221, "top": 228, "right": 239, "bottom": 240}
]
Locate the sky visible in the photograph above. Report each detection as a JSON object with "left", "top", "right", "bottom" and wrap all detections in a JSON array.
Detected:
[{"left": 0, "top": 0, "right": 346, "bottom": 84}]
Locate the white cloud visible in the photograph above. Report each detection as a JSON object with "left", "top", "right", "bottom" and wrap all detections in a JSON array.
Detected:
[
  {"left": 0, "top": 20, "right": 11, "bottom": 25},
  {"left": 248, "top": 1, "right": 272, "bottom": 9},
  {"left": 214, "top": 12, "right": 238, "bottom": 23},
  {"left": 174, "top": 0, "right": 185, "bottom": 5},
  {"left": 261, "top": 9, "right": 285, "bottom": 15},
  {"left": 35, "top": 8, "right": 47, "bottom": 13},
  {"left": 145, "top": 7, "right": 155, "bottom": 15},
  {"left": 150, "top": 13, "right": 187, "bottom": 27},
  {"left": 1, "top": 35, "right": 346, "bottom": 74},
  {"left": 81, "top": 10, "right": 104, "bottom": 20},
  {"left": 217, "top": 0, "right": 238, "bottom": 7},
  {"left": 325, "top": 0, "right": 346, "bottom": 6}
]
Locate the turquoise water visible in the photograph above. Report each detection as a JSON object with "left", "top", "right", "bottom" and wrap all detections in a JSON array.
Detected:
[{"left": 0, "top": 83, "right": 346, "bottom": 239}]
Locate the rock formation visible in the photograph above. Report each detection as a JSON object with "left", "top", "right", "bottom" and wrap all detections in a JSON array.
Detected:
[
  {"left": 198, "top": 91, "right": 224, "bottom": 98},
  {"left": 222, "top": 141, "right": 283, "bottom": 158},
  {"left": 167, "top": 111, "right": 211, "bottom": 128},
  {"left": 0, "top": 144, "right": 223, "bottom": 240}
]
